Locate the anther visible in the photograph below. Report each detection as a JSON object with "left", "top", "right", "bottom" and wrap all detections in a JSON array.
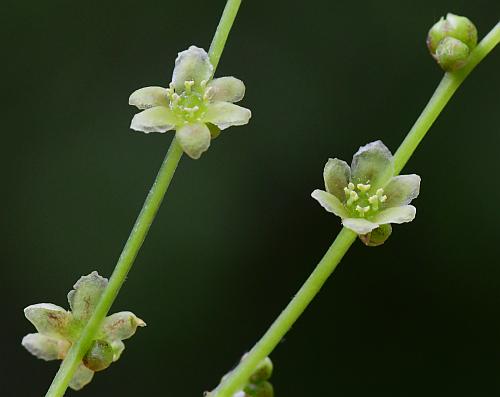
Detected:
[
  {"left": 357, "top": 183, "right": 371, "bottom": 192},
  {"left": 347, "top": 191, "right": 359, "bottom": 206},
  {"left": 170, "top": 93, "right": 180, "bottom": 109},
  {"left": 184, "top": 80, "right": 195, "bottom": 94},
  {"left": 203, "top": 87, "right": 214, "bottom": 101},
  {"left": 183, "top": 105, "right": 199, "bottom": 113},
  {"left": 356, "top": 205, "right": 370, "bottom": 216},
  {"left": 375, "top": 189, "right": 387, "bottom": 203},
  {"left": 368, "top": 195, "right": 379, "bottom": 211}
]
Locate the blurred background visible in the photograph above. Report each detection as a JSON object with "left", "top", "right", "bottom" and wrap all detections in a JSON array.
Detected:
[{"left": 1, "top": 0, "right": 499, "bottom": 395}]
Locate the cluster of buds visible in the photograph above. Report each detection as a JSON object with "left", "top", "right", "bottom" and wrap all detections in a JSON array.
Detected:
[
  {"left": 427, "top": 13, "right": 478, "bottom": 71},
  {"left": 234, "top": 356, "right": 274, "bottom": 397},
  {"left": 208, "top": 356, "right": 274, "bottom": 397}
]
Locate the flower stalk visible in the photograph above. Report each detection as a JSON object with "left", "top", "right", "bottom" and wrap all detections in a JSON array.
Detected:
[
  {"left": 210, "top": 20, "right": 500, "bottom": 397},
  {"left": 394, "top": 21, "right": 500, "bottom": 173},
  {"left": 44, "top": 1, "right": 243, "bottom": 396},
  {"left": 45, "top": 138, "right": 183, "bottom": 397},
  {"left": 23, "top": 272, "right": 145, "bottom": 390}
]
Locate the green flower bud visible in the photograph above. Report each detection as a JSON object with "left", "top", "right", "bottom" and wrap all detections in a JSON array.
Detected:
[
  {"left": 435, "top": 37, "right": 470, "bottom": 71},
  {"left": 359, "top": 223, "right": 392, "bottom": 247},
  {"left": 244, "top": 381, "right": 274, "bottom": 397},
  {"left": 249, "top": 357, "right": 273, "bottom": 383},
  {"left": 426, "top": 13, "right": 477, "bottom": 71},
  {"left": 83, "top": 340, "right": 114, "bottom": 372},
  {"left": 208, "top": 123, "right": 221, "bottom": 139}
]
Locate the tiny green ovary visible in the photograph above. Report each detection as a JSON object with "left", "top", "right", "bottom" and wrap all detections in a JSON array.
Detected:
[
  {"left": 343, "top": 182, "right": 387, "bottom": 218},
  {"left": 166, "top": 80, "right": 212, "bottom": 123}
]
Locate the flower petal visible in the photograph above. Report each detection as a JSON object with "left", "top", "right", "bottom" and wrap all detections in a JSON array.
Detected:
[
  {"left": 342, "top": 218, "right": 379, "bottom": 234},
  {"left": 311, "top": 189, "right": 349, "bottom": 218},
  {"left": 383, "top": 175, "right": 421, "bottom": 207},
  {"left": 130, "top": 107, "right": 178, "bottom": 134},
  {"left": 69, "top": 364, "right": 94, "bottom": 391},
  {"left": 129, "top": 86, "right": 169, "bottom": 109},
  {"left": 172, "top": 46, "right": 213, "bottom": 91},
  {"left": 101, "top": 311, "right": 146, "bottom": 341},
  {"left": 323, "top": 158, "right": 351, "bottom": 200},
  {"left": 67, "top": 271, "right": 108, "bottom": 322},
  {"left": 351, "top": 140, "right": 394, "bottom": 188},
  {"left": 207, "top": 77, "right": 246, "bottom": 103},
  {"left": 110, "top": 340, "right": 125, "bottom": 361},
  {"left": 22, "top": 333, "right": 70, "bottom": 361},
  {"left": 204, "top": 102, "right": 251, "bottom": 130},
  {"left": 372, "top": 205, "right": 416, "bottom": 225},
  {"left": 176, "top": 123, "right": 211, "bottom": 159},
  {"left": 24, "top": 304, "right": 72, "bottom": 338}
]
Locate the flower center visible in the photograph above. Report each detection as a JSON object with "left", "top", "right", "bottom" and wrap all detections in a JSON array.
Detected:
[
  {"left": 166, "top": 80, "right": 211, "bottom": 123},
  {"left": 343, "top": 181, "right": 387, "bottom": 218}
]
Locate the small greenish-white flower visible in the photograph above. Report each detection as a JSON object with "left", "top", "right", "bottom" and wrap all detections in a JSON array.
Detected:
[
  {"left": 22, "top": 272, "right": 145, "bottom": 391},
  {"left": 129, "top": 45, "right": 251, "bottom": 159},
  {"left": 311, "top": 141, "right": 421, "bottom": 244}
]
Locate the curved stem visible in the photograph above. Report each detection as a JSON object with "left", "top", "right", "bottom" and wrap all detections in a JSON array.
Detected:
[
  {"left": 212, "top": 228, "right": 357, "bottom": 397},
  {"left": 45, "top": 1, "right": 243, "bottom": 395},
  {"left": 211, "top": 21, "right": 500, "bottom": 397},
  {"left": 394, "top": 21, "right": 500, "bottom": 174},
  {"left": 46, "top": 139, "right": 183, "bottom": 397}
]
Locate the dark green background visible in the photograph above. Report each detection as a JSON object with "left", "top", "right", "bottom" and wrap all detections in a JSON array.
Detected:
[{"left": 2, "top": 0, "right": 499, "bottom": 395}]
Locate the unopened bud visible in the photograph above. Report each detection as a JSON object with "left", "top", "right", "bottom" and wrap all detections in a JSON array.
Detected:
[
  {"left": 208, "top": 123, "right": 221, "bottom": 139},
  {"left": 249, "top": 357, "right": 273, "bottom": 383},
  {"left": 426, "top": 13, "right": 477, "bottom": 71},
  {"left": 434, "top": 37, "right": 470, "bottom": 71},
  {"left": 244, "top": 381, "right": 274, "bottom": 397},
  {"left": 359, "top": 224, "right": 392, "bottom": 247},
  {"left": 83, "top": 340, "right": 114, "bottom": 372}
]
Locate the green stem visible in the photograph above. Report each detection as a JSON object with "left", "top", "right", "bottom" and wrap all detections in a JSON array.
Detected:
[
  {"left": 45, "top": 139, "right": 183, "bottom": 397},
  {"left": 212, "top": 228, "right": 357, "bottom": 397},
  {"left": 394, "top": 21, "right": 500, "bottom": 174},
  {"left": 209, "top": 0, "right": 242, "bottom": 70},
  {"left": 211, "top": 21, "right": 500, "bottom": 397},
  {"left": 45, "top": 1, "right": 243, "bottom": 395}
]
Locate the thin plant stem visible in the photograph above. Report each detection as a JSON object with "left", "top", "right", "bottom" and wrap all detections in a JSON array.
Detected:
[
  {"left": 45, "top": 138, "right": 183, "bottom": 397},
  {"left": 212, "top": 228, "right": 357, "bottom": 397},
  {"left": 211, "top": 21, "right": 500, "bottom": 397},
  {"left": 394, "top": 22, "right": 500, "bottom": 173},
  {"left": 45, "top": 0, "right": 243, "bottom": 395},
  {"left": 209, "top": 0, "right": 242, "bottom": 70}
]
